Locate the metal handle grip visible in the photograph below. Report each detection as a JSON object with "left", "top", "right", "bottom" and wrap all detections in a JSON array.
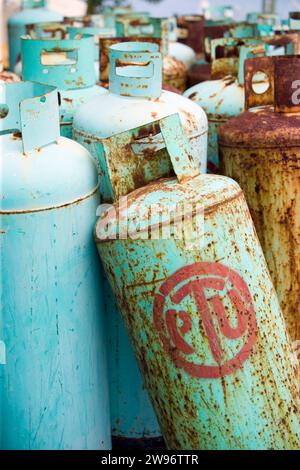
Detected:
[
  {"left": 109, "top": 41, "right": 162, "bottom": 99},
  {"left": 100, "top": 114, "right": 199, "bottom": 201},
  {"left": 0, "top": 82, "right": 60, "bottom": 153},
  {"left": 21, "top": 35, "right": 96, "bottom": 90}
]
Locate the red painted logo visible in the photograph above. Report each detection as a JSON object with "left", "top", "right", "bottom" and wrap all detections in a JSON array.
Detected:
[{"left": 153, "top": 262, "right": 257, "bottom": 379}]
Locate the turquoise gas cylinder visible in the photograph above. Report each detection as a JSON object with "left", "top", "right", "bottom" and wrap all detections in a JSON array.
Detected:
[
  {"left": 0, "top": 81, "right": 111, "bottom": 450},
  {"left": 21, "top": 34, "right": 107, "bottom": 138},
  {"left": 184, "top": 39, "right": 269, "bottom": 173},
  {"left": 67, "top": 26, "right": 115, "bottom": 81},
  {"left": 8, "top": 0, "right": 62, "bottom": 72},
  {"left": 73, "top": 41, "right": 207, "bottom": 447},
  {"left": 94, "top": 113, "right": 300, "bottom": 450}
]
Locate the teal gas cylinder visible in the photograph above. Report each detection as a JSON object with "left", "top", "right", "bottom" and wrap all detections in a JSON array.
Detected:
[
  {"left": 21, "top": 34, "right": 107, "bottom": 138},
  {"left": 8, "top": 0, "right": 62, "bottom": 72},
  {"left": 0, "top": 81, "right": 111, "bottom": 450},
  {"left": 94, "top": 113, "right": 300, "bottom": 450},
  {"left": 184, "top": 38, "right": 269, "bottom": 173},
  {"left": 73, "top": 41, "right": 207, "bottom": 448}
]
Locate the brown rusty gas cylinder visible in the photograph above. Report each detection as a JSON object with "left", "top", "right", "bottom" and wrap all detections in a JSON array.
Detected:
[
  {"left": 177, "top": 15, "right": 205, "bottom": 55},
  {"left": 95, "top": 113, "right": 300, "bottom": 450},
  {"left": 219, "top": 55, "right": 300, "bottom": 343}
]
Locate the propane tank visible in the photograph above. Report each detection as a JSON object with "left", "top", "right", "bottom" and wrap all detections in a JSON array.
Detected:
[
  {"left": 73, "top": 41, "right": 207, "bottom": 448},
  {"left": 184, "top": 39, "right": 271, "bottom": 173},
  {"left": 21, "top": 34, "right": 107, "bottom": 138},
  {"left": 73, "top": 42, "right": 208, "bottom": 173},
  {"left": 218, "top": 55, "right": 300, "bottom": 344},
  {"left": 8, "top": 0, "right": 63, "bottom": 73},
  {"left": 0, "top": 81, "right": 110, "bottom": 450},
  {"left": 167, "top": 17, "right": 196, "bottom": 69},
  {"left": 95, "top": 113, "right": 300, "bottom": 450},
  {"left": 116, "top": 16, "right": 188, "bottom": 92},
  {"left": 176, "top": 15, "right": 205, "bottom": 56}
]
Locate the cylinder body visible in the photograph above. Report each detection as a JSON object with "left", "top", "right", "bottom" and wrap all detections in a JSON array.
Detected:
[
  {"left": 96, "top": 174, "right": 300, "bottom": 450},
  {"left": 0, "top": 133, "right": 111, "bottom": 450}
]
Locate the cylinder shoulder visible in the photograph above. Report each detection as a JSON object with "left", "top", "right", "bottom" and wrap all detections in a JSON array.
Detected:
[
  {"left": 218, "top": 106, "right": 300, "bottom": 147},
  {"left": 95, "top": 175, "right": 242, "bottom": 242},
  {"left": 73, "top": 90, "right": 207, "bottom": 139},
  {"left": 184, "top": 77, "right": 245, "bottom": 118},
  {"left": 8, "top": 9, "right": 63, "bottom": 25},
  {"left": 1, "top": 135, "right": 98, "bottom": 212}
]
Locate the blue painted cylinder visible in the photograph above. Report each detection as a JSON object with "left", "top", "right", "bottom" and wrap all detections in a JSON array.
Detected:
[
  {"left": 0, "top": 82, "right": 111, "bottom": 450},
  {"left": 8, "top": 0, "right": 63, "bottom": 72},
  {"left": 21, "top": 34, "right": 107, "bottom": 138}
]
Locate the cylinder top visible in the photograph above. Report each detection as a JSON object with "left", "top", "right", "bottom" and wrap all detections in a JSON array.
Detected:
[
  {"left": 8, "top": 6, "right": 62, "bottom": 25},
  {"left": 0, "top": 82, "right": 98, "bottom": 212},
  {"left": 218, "top": 106, "right": 300, "bottom": 148},
  {"left": 95, "top": 174, "right": 241, "bottom": 243}
]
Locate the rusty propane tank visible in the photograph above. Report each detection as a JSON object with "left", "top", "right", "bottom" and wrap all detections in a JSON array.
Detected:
[
  {"left": 94, "top": 113, "right": 300, "bottom": 450},
  {"left": 219, "top": 55, "right": 300, "bottom": 344}
]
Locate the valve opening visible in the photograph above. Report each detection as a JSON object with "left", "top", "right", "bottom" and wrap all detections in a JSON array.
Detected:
[{"left": 252, "top": 71, "right": 270, "bottom": 95}]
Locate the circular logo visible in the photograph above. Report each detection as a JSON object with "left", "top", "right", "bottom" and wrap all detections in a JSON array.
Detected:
[{"left": 153, "top": 262, "right": 257, "bottom": 379}]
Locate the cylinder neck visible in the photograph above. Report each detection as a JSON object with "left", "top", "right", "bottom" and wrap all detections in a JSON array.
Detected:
[
  {"left": 0, "top": 82, "right": 59, "bottom": 153},
  {"left": 109, "top": 42, "right": 162, "bottom": 99},
  {"left": 21, "top": 35, "right": 96, "bottom": 90},
  {"left": 245, "top": 55, "right": 300, "bottom": 113},
  {"left": 22, "top": 0, "right": 46, "bottom": 9}
]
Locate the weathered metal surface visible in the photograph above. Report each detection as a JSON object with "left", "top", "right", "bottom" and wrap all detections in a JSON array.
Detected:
[
  {"left": 73, "top": 42, "right": 207, "bottom": 443},
  {"left": 114, "top": 16, "right": 188, "bottom": 92},
  {"left": 74, "top": 41, "right": 208, "bottom": 173},
  {"left": 21, "top": 35, "right": 107, "bottom": 138},
  {"left": 7, "top": 2, "right": 62, "bottom": 72},
  {"left": 0, "top": 82, "right": 111, "bottom": 449},
  {"left": 184, "top": 39, "right": 267, "bottom": 173},
  {"left": 177, "top": 15, "right": 205, "bottom": 54},
  {"left": 95, "top": 115, "right": 300, "bottom": 450},
  {"left": 99, "top": 37, "right": 161, "bottom": 84},
  {"left": 219, "top": 55, "right": 300, "bottom": 343}
]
